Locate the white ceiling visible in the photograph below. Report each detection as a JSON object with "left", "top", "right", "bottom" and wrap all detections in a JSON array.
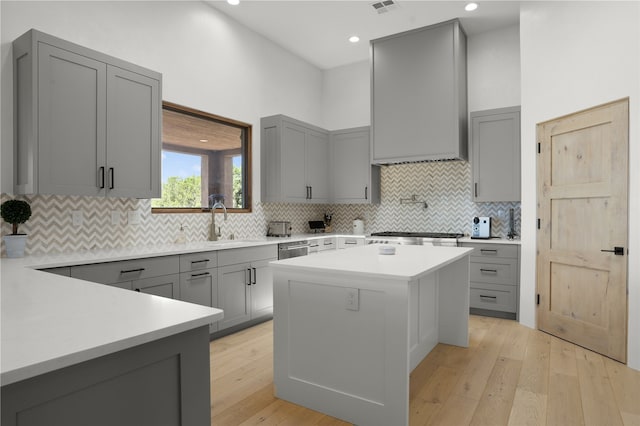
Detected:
[{"left": 206, "top": 1, "right": 521, "bottom": 70}]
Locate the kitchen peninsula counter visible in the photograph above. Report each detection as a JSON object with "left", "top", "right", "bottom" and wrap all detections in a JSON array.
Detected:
[
  {"left": 271, "top": 244, "right": 472, "bottom": 426},
  {"left": 1, "top": 254, "right": 224, "bottom": 426}
]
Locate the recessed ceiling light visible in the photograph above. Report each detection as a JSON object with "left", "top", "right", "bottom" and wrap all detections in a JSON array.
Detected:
[
  {"left": 227, "top": 0, "right": 239, "bottom": 5},
  {"left": 465, "top": 2, "right": 478, "bottom": 11},
  {"left": 199, "top": 139, "right": 209, "bottom": 143},
  {"left": 349, "top": 36, "right": 360, "bottom": 43}
]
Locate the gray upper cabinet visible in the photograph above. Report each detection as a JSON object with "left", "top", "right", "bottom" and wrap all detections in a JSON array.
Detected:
[
  {"left": 470, "top": 106, "right": 521, "bottom": 202},
  {"left": 12, "top": 29, "right": 161, "bottom": 198},
  {"left": 261, "top": 115, "right": 329, "bottom": 203},
  {"left": 330, "top": 127, "right": 381, "bottom": 204},
  {"left": 371, "top": 19, "right": 467, "bottom": 163}
]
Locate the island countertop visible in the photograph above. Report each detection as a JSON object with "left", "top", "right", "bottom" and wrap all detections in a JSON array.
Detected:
[
  {"left": 271, "top": 244, "right": 473, "bottom": 280},
  {"left": 1, "top": 258, "right": 223, "bottom": 386}
]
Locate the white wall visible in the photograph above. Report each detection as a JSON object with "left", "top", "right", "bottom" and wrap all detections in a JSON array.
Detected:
[
  {"left": 520, "top": 1, "right": 640, "bottom": 369},
  {"left": 322, "top": 60, "right": 370, "bottom": 130},
  {"left": 467, "top": 25, "right": 520, "bottom": 112},
  {"left": 0, "top": 0, "right": 324, "bottom": 196},
  {"left": 321, "top": 25, "right": 522, "bottom": 130}
]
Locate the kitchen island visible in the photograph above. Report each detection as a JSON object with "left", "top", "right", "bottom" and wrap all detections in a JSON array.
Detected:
[
  {"left": 1, "top": 258, "right": 223, "bottom": 426},
  {"left": 271, "top": 244, "right": 472, "bottom": 426}
]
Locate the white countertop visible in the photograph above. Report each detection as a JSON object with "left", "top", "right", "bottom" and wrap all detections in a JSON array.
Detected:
[
  {"left": 0, "top": 234, "right": 365, "bottom": 387},
  {"left": 271, "top": 244, "right": 473, "bottom": 280},
  {"left": 458, "top": 236, "right": 521, "bottom": 245}
]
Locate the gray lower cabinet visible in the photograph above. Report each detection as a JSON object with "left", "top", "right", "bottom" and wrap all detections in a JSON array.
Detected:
[
  {"left": 470, "top": 106, "right": 521, "bottom": 202},
  {"left": 461, "top": 243, "right": 520, "bottom": 320},
  {"left": 178, "top": 251, "right": 219, "bottom": 333},
  {"left": 331, "top": 127, "right": 381, "bottom": 204},
  {"left": 1, "top": 326, "right": 211, "bottom": 426},
  {"left": 217, "top": 245, "right": 278, "bottom": 330},
  {"left": 39, "top": 267, "right": 70, "bottom": 277},
  {"left": 69, "top": 256, "right": 179, "bottom": 292},
  {"left": 371, "top": 19, "right": 467, "bottom": 163},
  {"left": 133, "top": 274, "right": 180, "bottom": 299},
  {"left": 12, "top": 29, "right": 161, "bottom": 198}
]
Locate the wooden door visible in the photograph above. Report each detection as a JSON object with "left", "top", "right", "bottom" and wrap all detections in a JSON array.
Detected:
[{"left": 537, "top": 98, "right": 629, "bottom": 362}]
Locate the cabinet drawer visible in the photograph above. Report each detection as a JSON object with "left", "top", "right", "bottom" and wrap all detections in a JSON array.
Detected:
[
  {"left": 218, "top": 245, "right": 277, "bottom": 266},
  {"left": 464, "top": 243, "right": 518, "bottom": 259},
  {"left": 319, "top": 237, "right": 336, "bottom": 251},
  {"left": 470, "top": 283, "right": 517, "bottom": 313},
  {"left": 179, "top": 251, "right": 218, "bottom": 272},
  {"left": 71, "top": 255, "right": 179, "bottom": 285},
  {"left": 469, "top": 258, "right": 518, "bottom": 286},
  {"left": 337, "top": 237, "right": 365, "bottom": 249}
]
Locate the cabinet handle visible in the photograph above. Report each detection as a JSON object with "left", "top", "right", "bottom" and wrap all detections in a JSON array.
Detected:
[
  {"left": 324, "top": 241, "right": 333, "bottom": 246},
  {"left": 190, "top": 259, "right": 210, "bottom": 265},
  {"left": 480, "top": 295, "right": 497, "bottom": 301},
  {"left": 252, "top": 267, "right": 257, "bottom": 285},
  {"left": 109, "top": 167, "right": 115, "bottom": 189},
  {"left": 306, "top": 186, "right": 310, "bottom": 199},
  {"left": 134, "top": 288, "right": 141, "bottom": 292},
  {"left": 120, "top": 268, "right": 145, "bottom": 274},
  {"left": 474, "top": 182, "right": 478, "bottom": 197},
  {"left": 365, "top": 186, "right": 368, "bottom": 200},
  {"left": 191, "top": 272, "right": 210, "bottom": 277},
  {"left": 480, "top": 249, "right": 497, "bottom": 254},
  {"left": 480, "top": 268, "right": 498, "bottom": 274},
  {"left": 345, "top": 241, "right": 358, "bottom": 245},
  {"left": 247, "top": 268, "right": 252, "bottom": 285},
  {"left": 309, "top": 186, "right": 313, "bottom": 199},
  {"left": 98, "top": 166, "right": 105, "bottom": 189}
]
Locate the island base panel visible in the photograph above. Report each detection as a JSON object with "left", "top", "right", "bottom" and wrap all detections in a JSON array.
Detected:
[{"left": 1, "top": 326, "right": 211, "bottom": 426}]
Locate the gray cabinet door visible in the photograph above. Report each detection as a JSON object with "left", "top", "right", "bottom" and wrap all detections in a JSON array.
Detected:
[
  {"left": 37, "top": 43, "right": 106, "bottom": 196},
  {"left": 217, "top": 263, "right": 251, "bottom": 330},
  {"left": 179, "top": 269, "right": 218, "bottom": 332},
  {"left": 471, "top": 106, "right": 521, "bottom": 202},
  {"left": 305, "top": 128, "right": 330, "bottom": 202},
  {"left": 281, "top": 121, "right": 308, "bottom": 201},
  {"left": 331, "top": 127, "right": 380, "bottom": 204},
  {"left": 106, "top": 66, "right": 161, "bottom": 198},
  {"left": 371, "top": 20, "right": 467, "bottom": 163},
  {"left": 250, "top": 259, "right": 273, "bottom": 318},
  {"left": 12, "top": 29, "right": 161, "bottom": 198},
  {"left": 133, "top": 274, "right": 180, "bottom": 299}
]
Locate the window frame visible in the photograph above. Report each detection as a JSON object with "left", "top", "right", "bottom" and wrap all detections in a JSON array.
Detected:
[{"left": 152, "top": 101, "right": 252, "bottom": 214}]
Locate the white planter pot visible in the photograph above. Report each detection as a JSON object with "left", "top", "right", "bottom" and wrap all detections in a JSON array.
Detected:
[{"left": 3, "top": 234, "right": 28, "bottom": 258}]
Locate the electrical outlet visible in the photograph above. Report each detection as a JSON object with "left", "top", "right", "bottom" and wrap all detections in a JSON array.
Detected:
[
  {"left": 110, "top": 211, "right": 120, "bottom": 225},
  {"left": 345, "top": 288, "right": 359, "bottom": 311},
  {"left": 127, "top": 210, "right": 141, "bottom": 225},
  {"left": 71, "top": 210, "right": 83, "bottom": 227}
]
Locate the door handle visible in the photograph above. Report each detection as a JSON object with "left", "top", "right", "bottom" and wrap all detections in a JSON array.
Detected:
[
  {"left": 98, "top": 166, "right": 105, "bottom": 189},
  {"left": 601, "top": 246, "right": 625, "bottom": 256}
]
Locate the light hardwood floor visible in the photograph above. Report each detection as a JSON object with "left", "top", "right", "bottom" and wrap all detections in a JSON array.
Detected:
[{"left": 210, "top": 315, "right": 640, "bottom": 425}]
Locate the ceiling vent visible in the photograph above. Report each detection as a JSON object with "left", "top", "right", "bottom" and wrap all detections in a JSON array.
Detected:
[{"left": 371, "top": 0, "right": 399, "bottom": 14}]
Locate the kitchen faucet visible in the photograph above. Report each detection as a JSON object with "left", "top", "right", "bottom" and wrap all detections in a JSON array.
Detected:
[{"left": 208, "top": 199, "right": 228, "bottom": 241}]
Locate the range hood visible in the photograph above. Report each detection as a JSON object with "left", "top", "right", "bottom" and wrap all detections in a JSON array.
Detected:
[{"left": 370, "top": 19, "right": 467, "bottom": 164}]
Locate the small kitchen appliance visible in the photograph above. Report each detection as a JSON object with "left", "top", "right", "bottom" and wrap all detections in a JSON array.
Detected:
[
  {"left": 471, "top": 217, "right": 491, "bottom": 239},
  {"left": 267, "top": 221, "right": 292, "bottom": 237},
  {"left": 308, "top": 221, "right": 325, "bottom": 233}
]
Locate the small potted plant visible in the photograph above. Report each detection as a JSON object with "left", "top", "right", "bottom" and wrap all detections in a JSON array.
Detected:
[{"left": 1, "top": 199, "right": 32, "bottom": 258}]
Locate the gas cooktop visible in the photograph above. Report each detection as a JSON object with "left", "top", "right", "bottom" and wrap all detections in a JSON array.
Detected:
[{"left": 370, "top": 232, "right": 464, "bottom": 239}]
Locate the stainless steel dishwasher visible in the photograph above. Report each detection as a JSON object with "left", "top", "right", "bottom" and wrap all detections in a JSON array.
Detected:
[{"left": 277, "top": 240, "right": 310, "bottom": 259}]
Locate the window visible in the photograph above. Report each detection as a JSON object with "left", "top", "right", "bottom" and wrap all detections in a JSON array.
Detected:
[{"left": 152, "top": 102, "right": 252, "bottom": 213}]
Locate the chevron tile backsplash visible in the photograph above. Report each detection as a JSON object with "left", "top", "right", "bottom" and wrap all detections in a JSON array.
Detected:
[{"left": 1, "top": 161, "right": 520, "bottom": 256}]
